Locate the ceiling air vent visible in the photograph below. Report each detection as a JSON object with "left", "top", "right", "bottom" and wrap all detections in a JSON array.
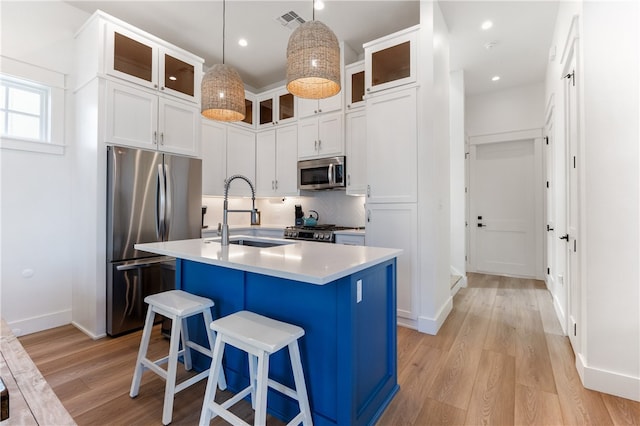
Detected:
[{"left": 276, "top": 11, "right": 306, "bottom": 30}]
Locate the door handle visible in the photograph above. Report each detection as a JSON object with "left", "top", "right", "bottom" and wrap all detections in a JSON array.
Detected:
[
  {"left": 547, "top": 225, "right": 555, "bottom": 232},
  {"left": 560, "top": 234, "right": 569, "bottom": 241},
  {"left": 477, "top": 223, "right": 486, "bottom": 227}
]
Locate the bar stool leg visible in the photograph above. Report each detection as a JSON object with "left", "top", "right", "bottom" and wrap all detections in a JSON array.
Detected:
[
  {"left": 130, "top": 307, "right": 155, "bottom": 398},
  {"left": 202, "top": 309, "right": 227, "bottom": 391},
  {"left": 199, "top": 336, "right": 226, "bottom": 426},
  {"left": 181, "top": 317, "right": 192, "bottom": 371},
  {"left": 248, "top": 353, "right": 258, "bottom": 409},
  {"left": 162, "top": 314, "right": 182, "bottom": 425},
  {"left": 289, "top": 342, "right": 313, "bottom": 426},
  {"left": 253, "top": 351, "right": 270, "bottom": 426}
]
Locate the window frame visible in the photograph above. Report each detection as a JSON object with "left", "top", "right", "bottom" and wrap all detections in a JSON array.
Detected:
[
  {"left": 1, "top": 75, "right": 51, "bottom": 143},
  {"left": 0, "top": 56, "right": 65, "bottom": 155}
]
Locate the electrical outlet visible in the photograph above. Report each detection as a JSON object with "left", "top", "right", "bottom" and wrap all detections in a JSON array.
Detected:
[{"left": 357, "top": 279, "right": 362, "bottom": 303}]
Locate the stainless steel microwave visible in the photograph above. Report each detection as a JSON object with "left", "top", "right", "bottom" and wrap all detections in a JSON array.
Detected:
[{"left": 297, "top": 156, "right": 346, "bottom": 190}]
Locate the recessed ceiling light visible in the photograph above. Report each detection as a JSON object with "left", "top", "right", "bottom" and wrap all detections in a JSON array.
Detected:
[
  {"left": 491, "top": 75, "right": 501, "bottom": 82},
  {"left": 314, "top": 0, "right": 325, "bottom": 10},
  {"left": 481, "top": 20, "right": 493, "bottom": 30},
  {"left": 238, "top": 38, "right": 248, "bottom": 47}
]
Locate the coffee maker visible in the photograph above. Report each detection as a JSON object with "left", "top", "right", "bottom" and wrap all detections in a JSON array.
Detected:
[{"left": 295, "top": 205, "right": 304, "bottom": 226}]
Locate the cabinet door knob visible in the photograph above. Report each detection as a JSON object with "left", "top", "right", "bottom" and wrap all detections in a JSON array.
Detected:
[
  {"left": 347, "top": 104, "right": 351, "bottom": 109},
  {"left": 318, "top": 109, "right": 322, "bottom": 113},
  {"left": 153, "top": 131, "right": 158, "bottom": 144},
  {"left": 367, "top": 210, "right": 371, "bottom": 223},
  {"left": 347, "top": 174, "right": 351, "bottom": 186},
  {"left": 160, "top": 132, "right": 164, "bottom": 145},
  {"left": 314, "top": 110, "right": 318, "bottom": 114},
  {"left": 160, "top": 86, "right": 165, "bottom": 91},
  {"left": 154, "top": 84, "right": 158, "bottom": 89},
  {"left": 367, "top": 185, "right": 371, "bottom": 197}
]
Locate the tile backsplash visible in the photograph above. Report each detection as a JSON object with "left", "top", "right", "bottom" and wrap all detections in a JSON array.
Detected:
[{"left": 202, "top": 191, "right": 366, "bottom": 229}]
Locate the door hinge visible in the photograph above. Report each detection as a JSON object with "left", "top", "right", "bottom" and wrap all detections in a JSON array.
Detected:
[
  {"left": 573, "top": 156, "right": 576, "bottom": 169},
  {"left": 574, "top": 239, "right": 577, "bottom": 252},
  {"left": 465, "top": 255, "right": 468, "bottom": 261},
  {"left": 565, "top": 70, "right": 575, "bottom": 86},
  {"left": 465, "top": 187, "right": 468, "bottom": 193},
  {"left": 545, "top": 136, "right": 549, "bottom": 145},
  {"left": 547, "top": 267, "right": 550, "bottom": 275},
  {"left": 546, "top": 181, "right": 549, "bottom": 188},
  {"left": 574, "top": 323, "right": 577, "bottom": 336},
  {"left": 465, "top": 152, "right": 470, "bottom": 159}
]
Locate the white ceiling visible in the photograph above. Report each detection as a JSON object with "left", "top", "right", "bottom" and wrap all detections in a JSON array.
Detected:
[{"left": 65, "top": 1, "right": 559, "bottom": 96}]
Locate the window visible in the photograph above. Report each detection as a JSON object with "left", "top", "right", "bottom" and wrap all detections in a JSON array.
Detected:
[
  {"left": 0, "top": 57, "right": 65, "bottom": 155},
  {"left": 0, "top": 76, "right": 50, "bottom": 142}
]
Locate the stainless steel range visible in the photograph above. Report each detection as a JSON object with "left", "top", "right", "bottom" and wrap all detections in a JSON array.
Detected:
[{"left": 284, "top": 225, "right": 354, "bottom": 243}]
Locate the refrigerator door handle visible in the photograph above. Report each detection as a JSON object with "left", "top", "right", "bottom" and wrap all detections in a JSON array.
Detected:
[
  {"left": 156, "top": 163, "right": 166, "bottom": 241},
  {"left": 164, "top": 163, "right": 172, "bottom": 241}
]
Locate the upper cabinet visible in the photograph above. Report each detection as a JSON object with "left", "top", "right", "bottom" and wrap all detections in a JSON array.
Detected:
[
  {"left": 364, "top": 25, "right": 419, "bottom": 94},
  {"left": 230, "top": 90, "right": 257, "bottom": 130},
  {"left": 345, "top": 61, "right": 365, "bottom": 111},
  {"left": 105, "top": 23, "right": 202, "bottom": 104},
  {"left": 297, "top": 92, "right": 342, "bottom": 118},
  {"left": 257, "top": 88, "right": 296, "bottom": 129}
]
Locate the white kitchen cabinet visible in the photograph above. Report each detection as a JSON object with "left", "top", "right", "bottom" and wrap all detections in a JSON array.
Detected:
[
  {"left": 257, "top": 87, "right": 296, "bottom": 129},
  {"left": 201, "top": 120, "right": 227, "bottom": 195},
  {"left": 345, "top": 109, "right": 367, "bottom": 195},
  {"left": 105, "top": 80, "right": 200, "bottom": 157},
  {"left": 345, "top": 61, "right": 365, "bottom": 111},
  {"left": 297, "top": 111, "right": 343, "bottom": 159},
  {"left": 256, "top": 125, "right": 298, "bottom": 197},
  {"left": 297, "top": 92, "right": 342, "bottom": 118},
  {"left": 365, "top": 86, "right": 417, "bottom": 203},
  {"left": 364, "top": 25, "right": 418, "bottom": 95},
  {"left": 226, "top": 126, "right": 256, "bottom": 197},
  {"left": 105, "top": 22, "right": 202, "bottom": 104},
  {"left": 365, "top": 203, "right": 418, "bottom": 320},
  {"left": 334, "top": 233, "right": 365, "bottom": 246}
]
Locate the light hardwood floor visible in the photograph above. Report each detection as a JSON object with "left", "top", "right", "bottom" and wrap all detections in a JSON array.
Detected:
[{"left": 20, "top": 273, "right": 640, "bottom": 425}]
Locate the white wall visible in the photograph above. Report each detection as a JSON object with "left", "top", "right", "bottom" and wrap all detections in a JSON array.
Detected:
[
  {"left": 580, "top": 1, "right": 639, "bottom": 401},
  {"left": 416, "top": 0, "right": 451, "bottom": 334},
  {"left": 449, "top": 69, "right": 466, "bottom": 283},
  {"left": 466, "top": 83, "right": 546, "bottom": 137},
  {"left": 0, "top": 1, "right": 89, "bottom": 335},
  {"left": 544, "top": 0, "right": 640, "bottom": 401}
]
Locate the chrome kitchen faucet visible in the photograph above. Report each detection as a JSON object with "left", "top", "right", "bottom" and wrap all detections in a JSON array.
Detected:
[{"left": 219, "top": 175, "right": 259, "bottom": 246}]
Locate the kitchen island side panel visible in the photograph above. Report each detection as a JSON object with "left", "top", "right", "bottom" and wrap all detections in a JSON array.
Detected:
[{"left": 176, "top": 258, "right": 398, "bottom": 426}]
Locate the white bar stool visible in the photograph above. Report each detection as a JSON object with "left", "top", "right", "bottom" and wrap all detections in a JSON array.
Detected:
[
  {"left": 199, "top": 310, "right": 312, "bottom": 426},
  {"left": 130, "top": 290, "right": 227, "bottom": 425}
]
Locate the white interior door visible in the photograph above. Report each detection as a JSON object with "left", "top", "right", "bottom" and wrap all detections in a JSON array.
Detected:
[
  {"left": 564, "top": 50, "right": 580, "bottom": 352},
  {"left": 470, "top": 139, "right": 538, "bottom": 277}
]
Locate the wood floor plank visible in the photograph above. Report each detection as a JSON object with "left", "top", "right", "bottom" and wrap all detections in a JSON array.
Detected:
[
  {"left": 515, "top": 305, "right": 558, "bottom": 394},
  {"left": 421, "top": 287, "right": 477, "bottom": 352},
  {"left": 483, "top": 292, "right": 517, "bottom": 356},
  {"left": 414, "top": 398, "right": 467, "bottom": 425},
  {"left": 463, "top": 350, "right": 516, "bottom": 425},
  {"left": 535, "top": 286, "right": 565, "bottom": 336},
  {"left": 600, "top": 392, "right": 640, "bottom": 425},
  {"left": 427, "top": 285, "right": 496, "bottom": 410},
  {"left": 378, "top": 341, "right": 444, "bottom": 425},
  {"left": 546, "top": 333, "right": 614, "bottom": 425},
  {"left": 514, "top": 383, "right": 565, "bottom": 425}
]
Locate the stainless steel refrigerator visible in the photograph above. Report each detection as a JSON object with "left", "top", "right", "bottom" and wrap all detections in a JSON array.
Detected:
[{"left": 106, "top": 146, "right": 202, "bottom": 336}]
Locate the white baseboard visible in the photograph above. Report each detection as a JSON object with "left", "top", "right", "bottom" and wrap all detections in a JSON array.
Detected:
[
  {"left": 451, "top": 275, "right": 467, "bottom": 296},
  {"left": 417, "top": 296, "right": 453, "bottom": 335},
  {"left": 576, "top": 353, "right": 640, "bottom": 402},
  {"left": 552, "top": 294, "right": 567, "bottom": 335},
  {"left": 397, "top": 317, "right": 417, "bottom": 330},
  {"left": 71, "top": 321, "right": 107, "bottom": 340},
  {"left": 6, "top": 309, "right": 72, "bottom": 336}
]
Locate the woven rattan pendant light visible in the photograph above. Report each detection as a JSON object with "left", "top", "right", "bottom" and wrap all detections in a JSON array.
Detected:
[
  {"left": 201, "top": 0, "right": 245, "bottom": 122},
  {"left": 286, "top": 2, "right": 340, "bottom": 99}
]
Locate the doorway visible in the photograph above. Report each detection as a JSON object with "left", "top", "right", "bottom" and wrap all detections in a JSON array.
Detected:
[{"left": 468, "top": 134, "right": 544, "bottom": 279}]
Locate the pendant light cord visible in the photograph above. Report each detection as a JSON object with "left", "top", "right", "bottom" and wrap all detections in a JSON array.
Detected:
[
  {"left": 312, "top": 0, "right": 315, "bottom": 21},
  {"left": 222, "top": 0, "right": 226, "bottom": 64}
]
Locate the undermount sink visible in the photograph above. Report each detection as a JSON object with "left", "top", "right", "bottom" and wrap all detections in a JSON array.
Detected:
[{"left": 204, "top": 236, "right": 293, "bottom": 248}]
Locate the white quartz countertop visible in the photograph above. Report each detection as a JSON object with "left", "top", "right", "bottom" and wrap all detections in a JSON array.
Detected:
[{"left": 135, "top": 236, "right": 401, "bottom": 285}]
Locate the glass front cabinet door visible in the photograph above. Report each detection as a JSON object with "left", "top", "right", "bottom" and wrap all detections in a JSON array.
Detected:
[
  {"left": 258, "top": 88, "right": 296, "bottom": 129},
  {"left": 345, "top": 60, "right": 365, "bottom": 110},
  {"left": 106, "top": 24, "right": 201, "bottom": 103},
  {"left": 364, "top": 25, "right": 418, "bottom": 94}
]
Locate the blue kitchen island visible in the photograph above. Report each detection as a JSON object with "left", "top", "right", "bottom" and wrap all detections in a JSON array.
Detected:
[{"left": 135, "top": 236, "right": 401, "bottom": 426}]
